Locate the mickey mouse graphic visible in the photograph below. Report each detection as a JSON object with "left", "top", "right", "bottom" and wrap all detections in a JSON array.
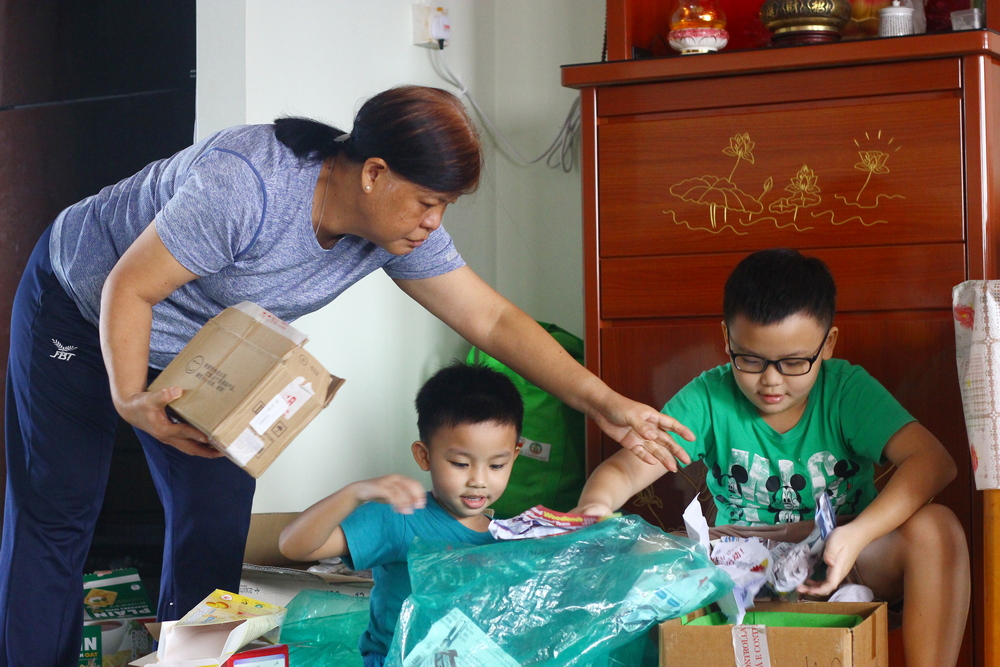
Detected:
[
  {"left": 766, "top": 472, "right": 808, "bottom": 523},
  {"left": 828, "top": 459, "right": 864, "bottom": 514},
  {"left": 712, "top": 462, "right": 749, "bottom": 522},
  {"left": 712, "top": 462, "right": 749, "bottom": 502}
]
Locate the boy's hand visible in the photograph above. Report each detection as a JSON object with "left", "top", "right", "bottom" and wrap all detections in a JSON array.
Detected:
[
  {"left": 570, "top": 502, "right": 614, "bottom": 518},
  {"left": 797, "top": 524, "right": 866, "bottom": 597},
  {"left": 353, "top": 475, "right": 427, "bottom": 515},
  {"left": 591, "top": 395, "right": 694, "bottom": 471}
]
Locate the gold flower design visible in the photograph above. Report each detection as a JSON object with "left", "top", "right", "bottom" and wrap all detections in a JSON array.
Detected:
[
  {"left": 723, "top": 132, "right": 756, "bottom": 180},
  {"left": 854, "top": 150, "right": 890, "bottom": 201},
  {"left": 768, "top": 165, "right": 821, "bottom": 220}
]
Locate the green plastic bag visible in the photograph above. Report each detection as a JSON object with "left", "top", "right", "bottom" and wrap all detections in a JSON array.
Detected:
[
  {"left": 467, "top": 321, "right": 586, "bottom": 518},
  {"left": 386, "top": 515, "right": 734, "bottom": 666},
  {"left": 279, "top": 590, "right": 370, "bottom": 667}
]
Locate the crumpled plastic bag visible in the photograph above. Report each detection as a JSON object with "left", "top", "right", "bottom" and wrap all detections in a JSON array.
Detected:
[
  {"left": 766, "top": 492, "right": 836, "bottom": 595},
  {"left": 954, "top": 280, "right": 1000, "bottom": 489},
  {"left": 279, "top": 589, "right": 370, "bottom": 667},
  {"left": 386, "top": 515, "right": 733, "bottom": 666}
]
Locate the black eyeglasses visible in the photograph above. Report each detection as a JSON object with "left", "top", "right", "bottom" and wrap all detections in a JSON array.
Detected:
[{"left": 726, "top": 329, "right": 830, "bottom": 377}]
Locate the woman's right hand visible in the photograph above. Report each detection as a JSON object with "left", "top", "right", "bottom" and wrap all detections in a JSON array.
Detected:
[
  {"left": 117, "top": 385, "right": 222, "bottom": 458},
  {"left": 100, "top": 220, "right": 210, "bottom": 455}
]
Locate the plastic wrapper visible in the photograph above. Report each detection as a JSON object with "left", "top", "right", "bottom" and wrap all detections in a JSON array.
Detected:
[
  {"left": 488, "top": 505, "right": 604, "bottom": 540},
  {"left": 710, "top": 537, "right": 772, "bottom": 617},
  {"left": 767, "top": 492, "right": 836, "bottom": 594},
  {"left": 386, "top": 515, "right": 733, "bottom": 666},
  {"left": 278, "top": 589, "right": 370, "bottom": 667},
  {"left": 954, "top": 280, "right": 1000, "bottom": 489}
]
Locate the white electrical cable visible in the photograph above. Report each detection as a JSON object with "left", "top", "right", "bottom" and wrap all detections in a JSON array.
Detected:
[{"left": 433, "top": 49, "right": 581, "bottom": 173}]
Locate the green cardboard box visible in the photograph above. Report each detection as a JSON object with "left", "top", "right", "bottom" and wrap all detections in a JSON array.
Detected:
[{"left": 81, "top": 569, "right": 155, "bottom": 667}]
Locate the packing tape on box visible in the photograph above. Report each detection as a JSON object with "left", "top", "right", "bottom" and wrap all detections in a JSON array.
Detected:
[
  {"left": 249, "top": 377, "right": 315, "bottom": 436},
  {"left": 229, "top": 428, "right": 265, "bottom": 466},
  {"left": 732, "top": 625, "right": 771, "bottom": 667}
]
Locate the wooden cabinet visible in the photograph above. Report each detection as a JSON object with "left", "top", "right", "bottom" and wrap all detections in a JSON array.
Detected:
[{"left": 564, "top": 16, "right": 1000, "bottom": 667}]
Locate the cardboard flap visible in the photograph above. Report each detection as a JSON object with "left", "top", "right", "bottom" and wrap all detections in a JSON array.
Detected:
[
  {"left": 324, "top": 375, "right": 346, "bottom": 407},
  {"left": 242, "top": 563, "right": 372, "bottom": 585},
  {"left": 158, "top": 621, "right": 240, "bottom": 660},
  {"left": 209, "top": 307, "right": 301, "bottom": 360},
  {"left": 242, "top": 512, "right": 372, "bottom": 582},
  {"left": 231, "top": 302, "right": 307, "bottom": 346},
  {"left": 243, "top": 513, "right": 299, "bottom": 566}
]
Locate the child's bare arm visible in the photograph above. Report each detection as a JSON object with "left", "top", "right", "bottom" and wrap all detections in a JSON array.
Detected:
[
  {"left": 800, "top": 421, "right": 956, "bottom": 595},
  {"left": 279, "top": 475, "right": 426, "bottom": 562},
  {"left": 572, "top": 447, "right": 673, "bottom": 516}
]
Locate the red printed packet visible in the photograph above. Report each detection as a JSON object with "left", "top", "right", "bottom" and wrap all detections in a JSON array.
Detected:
[{"left": 489, "top": 505, "right": 616, "bottom": 540}]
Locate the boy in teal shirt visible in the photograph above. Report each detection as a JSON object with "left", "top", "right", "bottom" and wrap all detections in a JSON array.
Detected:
[
  {"left": 576, "top": 248, "right": 970, "bottom": 667},
  {"left": 279, "top": 362, "right": 523, "bottom": 667}
]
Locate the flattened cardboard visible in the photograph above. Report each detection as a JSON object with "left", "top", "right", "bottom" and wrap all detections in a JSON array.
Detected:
[
  {"left": 240, "top": 512, "right": 372, "bottom": 608},
  {"left": 660, "top": 601, "right": 888, "bottom": 667},
  {"left": 149, "top": 303, "right": 344, "bottom": 477}
]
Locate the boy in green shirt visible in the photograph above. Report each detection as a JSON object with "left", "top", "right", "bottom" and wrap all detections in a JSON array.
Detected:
[{"left": 575, "top": 248, "right": 970, "bottom": 667}]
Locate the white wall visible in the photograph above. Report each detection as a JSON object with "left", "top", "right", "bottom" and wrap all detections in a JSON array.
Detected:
[{"left": 196, "top": 0, "right": 604, "bottom": 512}]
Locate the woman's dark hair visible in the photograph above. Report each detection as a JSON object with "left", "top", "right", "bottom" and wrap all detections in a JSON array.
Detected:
[
  {"left": 416, "top": 362, "right": 523, "bottom": 444},
  {"left": 723, "top": 248, "right": 837, "bottom": 328},
  {"left": 274, "top": 85, "right": 482, "bottom": 197}
]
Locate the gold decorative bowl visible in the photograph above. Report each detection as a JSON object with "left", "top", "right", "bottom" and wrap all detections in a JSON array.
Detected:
[{"left": 760, "top": 0, "right": 853, "bottom": 45}]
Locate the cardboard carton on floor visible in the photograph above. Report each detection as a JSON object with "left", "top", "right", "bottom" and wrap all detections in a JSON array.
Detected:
[
  {"left": 660, "top": 601, "right": 888, "bottom": 667},
  {"left": 240, "top": 512, "right": 372, "bottom": 608},
  {"left": 129, "top": 590, "right": 285, "bottom": 667},
  {"left": 149, "top": 302, "right": 345, "bottom": 478}
]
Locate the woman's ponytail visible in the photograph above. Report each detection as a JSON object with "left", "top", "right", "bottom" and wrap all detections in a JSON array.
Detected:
[{"left": 273, "top": 117, "right": 348, "bottom": 162}]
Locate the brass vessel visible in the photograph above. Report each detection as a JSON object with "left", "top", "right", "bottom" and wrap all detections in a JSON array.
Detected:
[{"left": 760, "top": 0, "right": 853, "bottom": 45}]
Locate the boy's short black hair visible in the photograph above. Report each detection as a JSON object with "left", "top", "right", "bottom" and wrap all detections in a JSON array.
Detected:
[
  {"left": 415, "top": 361, "right": 524, "bottom": 444},
  {"left": 723, "top": 248, "right": 837, "bottom": 328}
]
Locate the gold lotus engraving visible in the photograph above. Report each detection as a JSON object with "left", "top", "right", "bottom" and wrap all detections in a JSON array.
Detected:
[{"left": 663, "top": 131, "right": 904, "bottom": 235}]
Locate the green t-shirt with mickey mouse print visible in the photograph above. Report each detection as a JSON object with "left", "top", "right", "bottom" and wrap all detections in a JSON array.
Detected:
[{"left": 664, "top": 359, "right": 915, "bottom": 526}]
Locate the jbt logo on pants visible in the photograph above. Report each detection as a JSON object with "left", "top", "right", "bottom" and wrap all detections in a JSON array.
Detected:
[{"left": 49, "top": 339, "right": 77, "bottom": 361}]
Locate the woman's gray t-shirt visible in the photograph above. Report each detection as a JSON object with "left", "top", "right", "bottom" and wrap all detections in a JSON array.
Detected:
[{"left": 49, "top": 124, "right": 465, "bottom": 369}]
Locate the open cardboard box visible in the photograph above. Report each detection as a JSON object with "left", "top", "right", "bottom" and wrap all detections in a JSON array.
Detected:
[
  {"left": 660, "top": 600, "right": 887, "bottom": 667},
  {"left": 129, "top": 591, "right": 284, "bottom": 667},
  {"left": 149, "top": 302, "right": 345, "bottom": 478},
  {"left": 240, "top": 512, "right": 372, "bottom": 608}
]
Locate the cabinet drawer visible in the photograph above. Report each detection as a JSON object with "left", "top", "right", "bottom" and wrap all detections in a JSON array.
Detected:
[
  {"left": 598, "top": 95, "right": 965, "bottom": 257},
  {"left": 600, "top": 244, "right": 966, "bottom": 319},
  {"left": 597, "top": 59, "right": 960, "bottom": 117}
]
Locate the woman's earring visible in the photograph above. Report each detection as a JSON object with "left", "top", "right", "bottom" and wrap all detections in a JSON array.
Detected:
[{"left": 365, "top": 185, "right": 371, "bottom": 191}]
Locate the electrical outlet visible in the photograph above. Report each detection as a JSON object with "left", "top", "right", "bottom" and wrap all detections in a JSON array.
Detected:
[{"left": 413, "top": 4, "right": 450, "bottom": 49}]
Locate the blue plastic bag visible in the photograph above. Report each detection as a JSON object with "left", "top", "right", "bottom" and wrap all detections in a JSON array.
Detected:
[{"left": 386, "top": 515, "right": 733, "bottom": 666}]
